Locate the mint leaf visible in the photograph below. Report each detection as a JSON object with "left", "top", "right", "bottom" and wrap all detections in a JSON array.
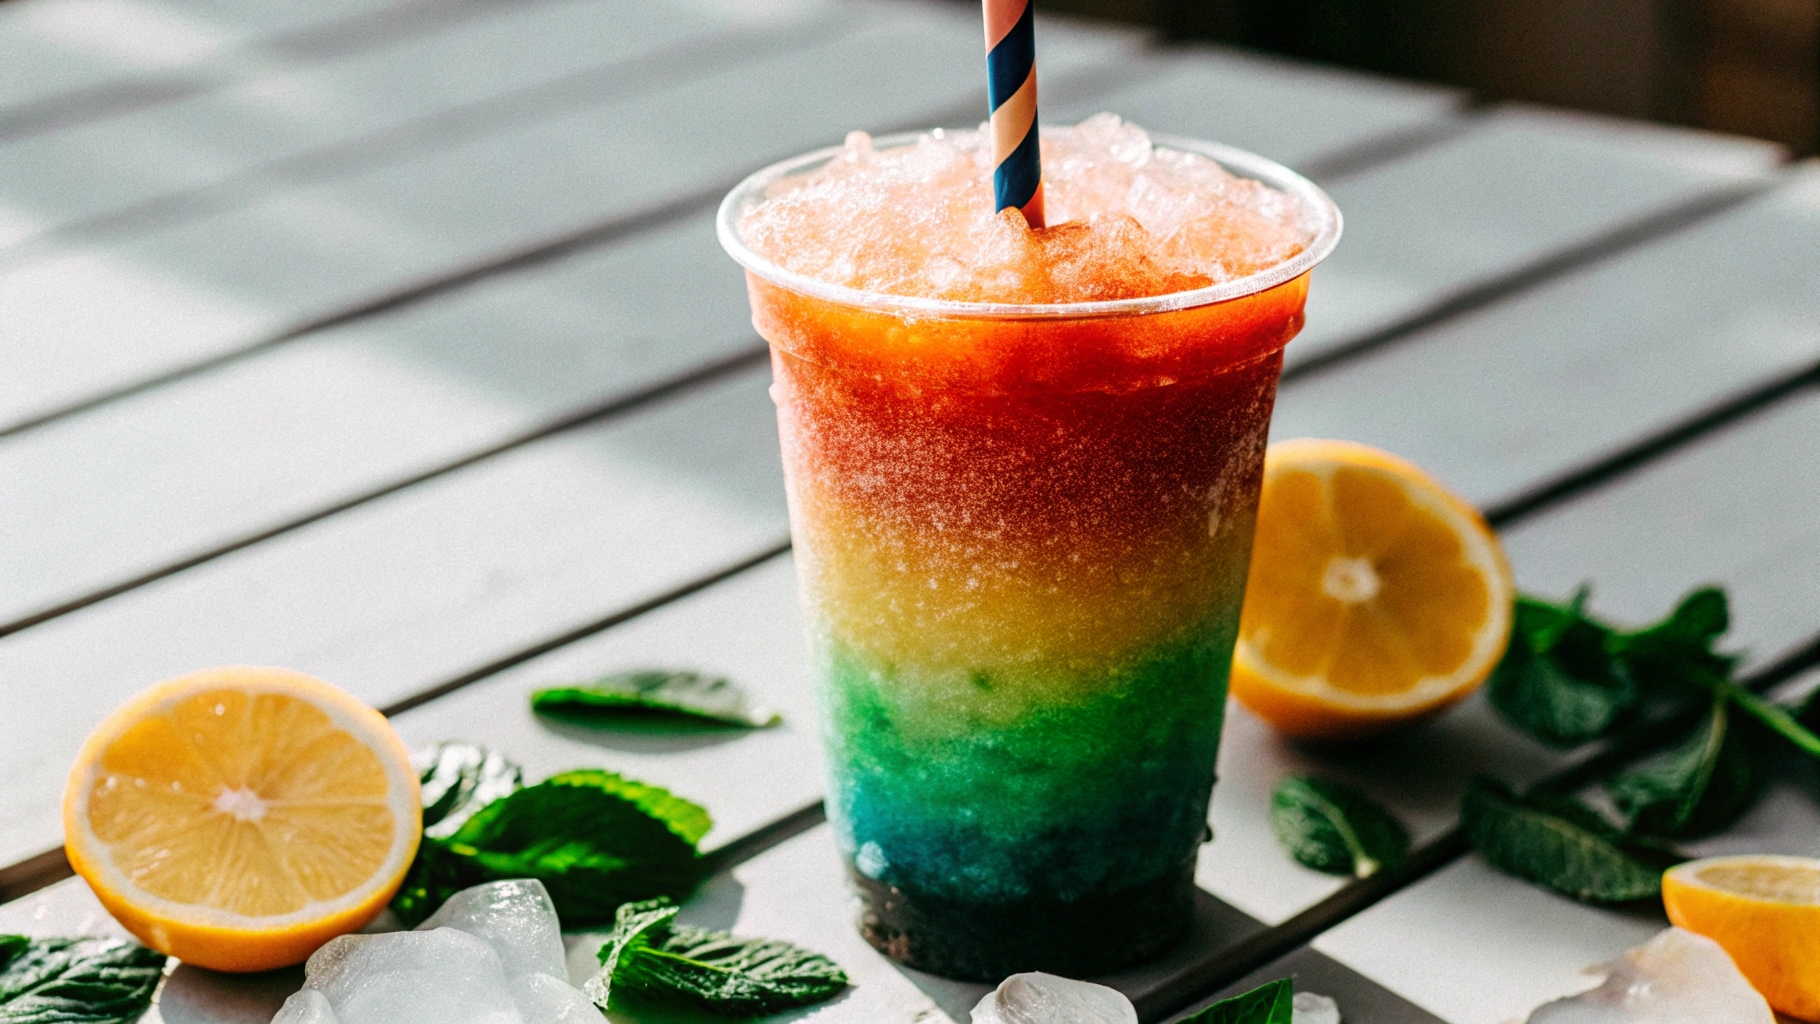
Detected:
[
  {"left": 413, "top": 742, "right": 524, "bottom": 839},
  {"left": 1463, "top": 777, "right": 1680, "bottom": 903},
  {"left": 1179, "top": 978, "right": 1294, "bottom": 1024},
  {"left": 0, "top": 937, "right": 165, "bottom": 1024},
  {"left": 532, "top": 671, "right": 779, "bottom": 729},
  {"left": 1606, "top": 696, "right": 1762, "bottom": 838},
  {"left": 1608, "top": 588, "right": 1739, "bottom": 694},
  {"left": 392, "top": 769, "right": 710, "bottom": 927},
  {"left": 587, "top": 898, "right": 847, "bottom": 1015},
  {"left": 1270, "top": 776, "right": 1409, "bottom": 878},
  {"left": 1490, "top": 591, "right": 1639, "bottom": 747}
]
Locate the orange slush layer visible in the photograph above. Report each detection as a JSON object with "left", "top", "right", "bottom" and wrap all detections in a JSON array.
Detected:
[{"left": 759, "top": 275, "right": 1302, "bottom": 686}]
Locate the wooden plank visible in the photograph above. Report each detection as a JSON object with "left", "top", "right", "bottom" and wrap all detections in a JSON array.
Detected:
[
  {"left": 391, "top": 555, "right": 814, "bottom": 853},
  {"left": 0, "top": 7, "right": 1137, "bottom": 433},
  {"left": 1291, "top": 105, "right": 1783, "bottom": 370},
  {"left": 0, "top": 365, "right": 790, "bottom": 868},
  {"left": 1313, "top": 396, "right": 1820, "bottom": 1024},
  {"left": 0, "top": 0, "right": 802, "bottom": 256},
  {"left": 0, "top": 214, "right": 759, "bottom": 628},
  {"left": 1047, "top": 43, "right": 1465, "bottom": 169},
  {"left": 1164, "top": 944, "right": 1448, "bottom": 1024},
  {"left": 0, "top": 0, "right": 523, "bottom": 129},
  {"left": 1273, "top": 164, "right": 1820, "bottom": 515}
]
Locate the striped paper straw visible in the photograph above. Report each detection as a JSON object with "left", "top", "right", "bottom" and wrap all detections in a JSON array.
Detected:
[{"left": 983, "top": 0, "right": 1044, "bottom": 227}]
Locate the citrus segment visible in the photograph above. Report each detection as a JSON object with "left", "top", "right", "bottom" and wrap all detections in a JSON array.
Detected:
[
  {"left": 1663, "top": 855, "right": 1820, "bottom": 1020},
  {"left": 1232, "top": 439, "right": 1513, "bottom": 738},
  {"left": 64, "top": 667, "right": 421, "bottom": 972}
]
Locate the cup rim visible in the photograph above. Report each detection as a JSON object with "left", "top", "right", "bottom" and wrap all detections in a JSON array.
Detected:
[{"left": 716, "top": 128, "right": 1342, "bottom": 320}]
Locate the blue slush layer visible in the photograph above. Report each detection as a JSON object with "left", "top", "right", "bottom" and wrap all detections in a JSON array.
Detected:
[{"left": 816, "top": 632, "right": 1231, "bottom": 904}]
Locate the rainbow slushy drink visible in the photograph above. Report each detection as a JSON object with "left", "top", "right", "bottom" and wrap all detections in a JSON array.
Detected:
[{"left": 719, "top": 116, "right": 1340, "bottom": 979}]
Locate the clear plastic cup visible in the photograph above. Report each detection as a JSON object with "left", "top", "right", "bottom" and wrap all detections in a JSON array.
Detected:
[{"left": 719, "top": 133, "right": 1340, "bottom": 980}]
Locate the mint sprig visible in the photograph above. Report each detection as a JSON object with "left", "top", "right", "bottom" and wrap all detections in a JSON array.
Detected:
[
  {"left": 532, "top": 670, "right": 779, "bottom": 729},
  {"left": 587, "top": 898, "right": 847, "bottom": 1016},
  {"left": 1179, "top": 978, "right": 1294, "bottom": 1024},
  {"left": 1489, "top": 589, "right": 1640, "bottom": 746},
  {"left": 393, "top": 747, "right": 711, "bottom": 928},
  {"left": 1470, "top": 586, "right": 1820, "bottom": 905},
  {"left": 1270, "top": 776, "right": 1409, "bottom": 879},
  {"left": 0, "top": 937, "right": 165, "bottom": 1024},
  {"left": 1463, "top": 777, "right": 1681, "bottom": 903}
]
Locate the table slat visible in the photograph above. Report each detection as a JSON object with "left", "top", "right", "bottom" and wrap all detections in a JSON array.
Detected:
[
  {"left": 0, "top": 0, "right": 796, "bottom": 255},
  {"left": 1292, "top": 106, "right": 1782, "bottom": 369},
  {"left": 1273, "top": 165, "right": 1820, "bottom": 519},
  {"left": 0, "top": 8, "right": 1136, "bottom": 432},
  {"left": 1047, "top": 45, "right": 1464, "bottom": 169},
  {"left": 0, "top": 0, "right": 427, "bottom": 114},
  {"left": 0, "top": 367, "right": 788, "bottom": 867}
]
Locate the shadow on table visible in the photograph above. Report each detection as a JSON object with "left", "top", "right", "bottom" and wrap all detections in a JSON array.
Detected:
[
  {"left": 161, "top": 963, "right": 304, "bottom": 1024},
  {"left": 533, "top": 713, "right": 757, "bottom": 754},
  {"left": 888, "top": 887, "right": 1265, "bottom": 1023}
]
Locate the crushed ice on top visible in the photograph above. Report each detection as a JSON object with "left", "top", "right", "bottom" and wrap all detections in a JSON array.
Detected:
[
  {"left": 269, "top": 881, "right": 599, "bottom": 1024},
  {"left": 1519, "top": 927, "right": 1773, "bottom": 1024},
  {"left": 740, "top": 114, "right": 1310, "bottom": 304}
]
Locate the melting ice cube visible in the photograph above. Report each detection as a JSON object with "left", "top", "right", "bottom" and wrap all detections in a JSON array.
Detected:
[
  {"left": 970, "top": 973, "right": 1138, "bottom": 1024},
  {"left": 420, "top": 878, "right": 568, "bottom": 982},
  {"left": 268, "top": 880, "right": 596, "bottom": 1024},
  {"left": 1523, "top": 927, "right": 1773, "bottom": 1023},
  {"left": 1293, "top": 992, "right": 1342, "bottom": 1024}
]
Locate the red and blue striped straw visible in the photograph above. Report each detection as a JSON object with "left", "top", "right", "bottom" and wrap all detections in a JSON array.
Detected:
[{"left": 982, "top": 0, "right": 1044, "bottom": 227}]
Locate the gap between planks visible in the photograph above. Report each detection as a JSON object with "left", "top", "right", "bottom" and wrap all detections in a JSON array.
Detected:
[
  {"left": 0, "top": 50, "right": 1167, "bottom": 442},
  {"left": 0, "top": 0, "right": 580, "bottom": 143},
  {"left": 0, "top": 11, "right": 859, "bottom": 273}
]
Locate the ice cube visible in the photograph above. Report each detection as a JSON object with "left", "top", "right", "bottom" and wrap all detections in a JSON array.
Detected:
[
  {"left": 1523, "top": 927, "right": 1773, "bottom": 1023},
  {"left": 1293, "top": 991, "right": 1342, "bottom": 1024},
  {"left": 509, "top": 973, "right": 601, "bottom": 1024},
  {"left": 272, "top": 989, "right": 339, "bottom": 1024},
  {"left": 969, "top": 973, "right": 1137, "bottom": 1024},
  {"left": 418, "top": 879, "right": 567, "bottom": 982},
  {"left": 304, "top": 928, "right": 521, "bottom": 1024}
]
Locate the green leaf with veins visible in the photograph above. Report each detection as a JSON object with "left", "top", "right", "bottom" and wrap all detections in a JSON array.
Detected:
[
  {"left": 1489, "top": 591, "right": 1640, "bottom": 747},
  {"left": 1606, "top": 696, "right": 1762, "bottom": 838},
  {"left": 532, "top": 671, "right": 779, "bottom": 729},
  {"left": 1178, "top": 978, "right": 1294, "bottom": 1024},
  {"left": 1463, "top": 777, "right": 1682, "bottom": 904},
  {"left": 0, "top": 937, "right": 165, "bottom": 1024},
  {"left": 412, "top": 742, "right": 524, "bottom": 839},
  {"left": 588, "top": 898, "right": 847, "bottom": 1016},
  {"left": 1270, "top": 776, "right": 1409, "bottom": 878},
  {"left": 392, "top": 769, "right": 709, "bottom": 928}
]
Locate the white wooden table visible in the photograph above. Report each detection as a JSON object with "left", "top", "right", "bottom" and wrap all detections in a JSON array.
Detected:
[{"left": 2, "top": 0, "right": 1816, "bottom": 1021}]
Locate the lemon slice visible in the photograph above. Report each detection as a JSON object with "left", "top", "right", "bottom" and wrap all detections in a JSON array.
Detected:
[
  {"left": 1664, "top": 855, "right": 1820, "bottom": 1020},
  {"left": 1231, "top": 439, "right": 1514, "bottom": 739},
  {"left": 64, "top": 666, "right": 421, "bottom": 972}
]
